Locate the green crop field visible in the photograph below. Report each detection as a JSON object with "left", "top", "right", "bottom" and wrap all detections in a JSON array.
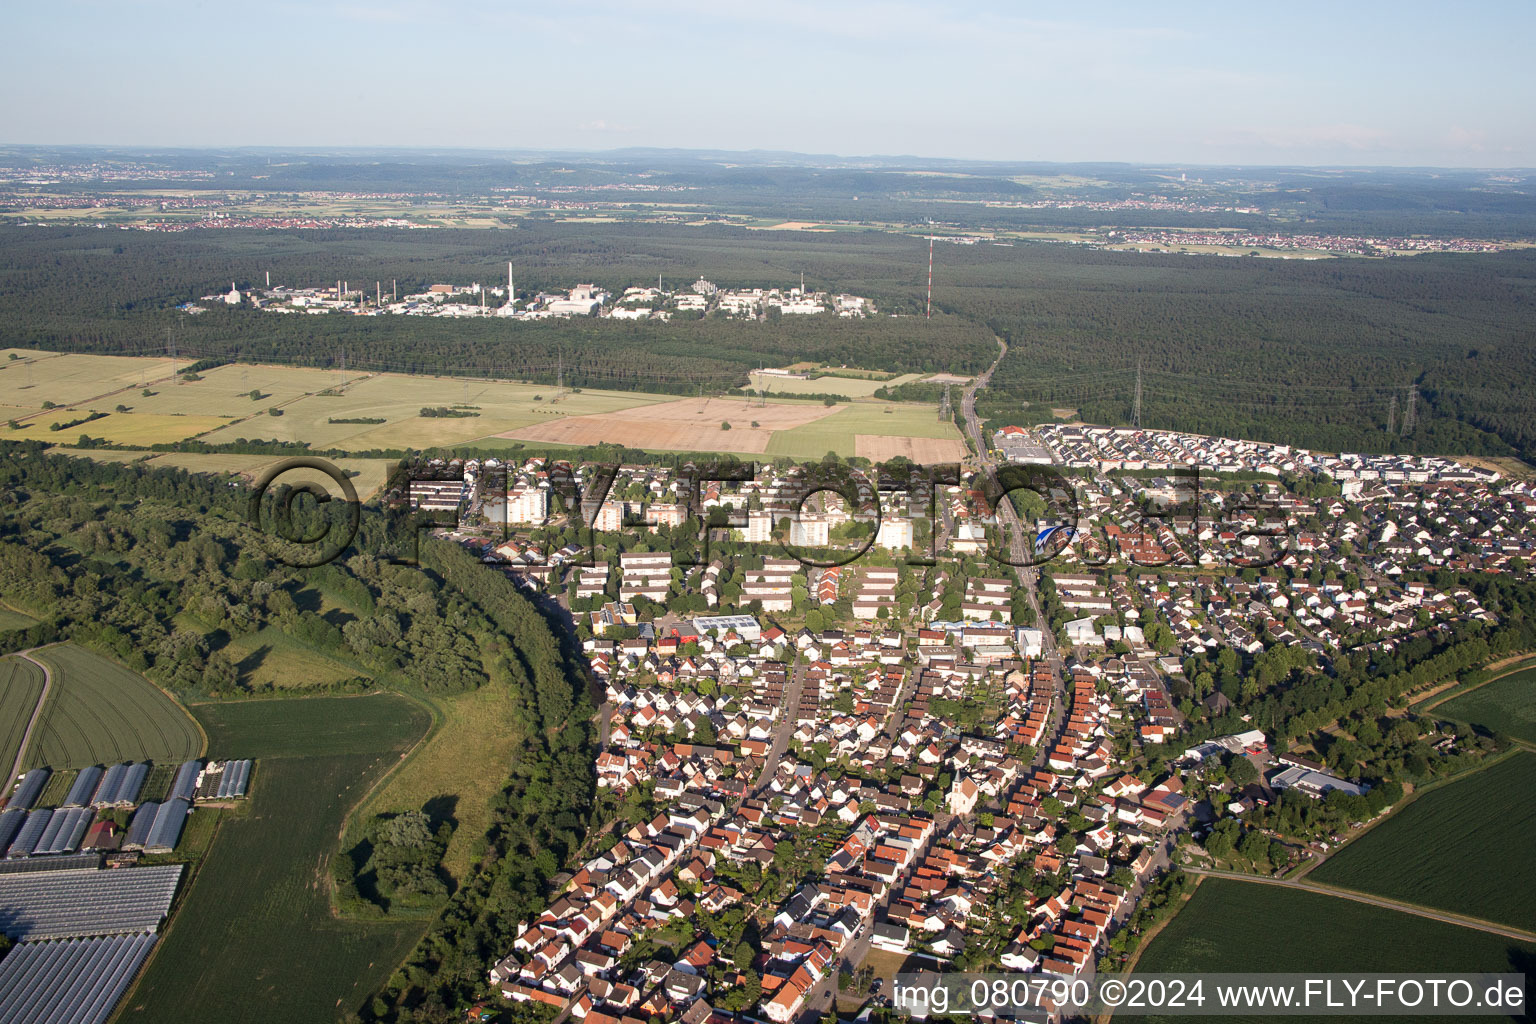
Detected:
[
  {"left": 0, "top": 655, "right": 46, "bottom": 784},
  {"left": 25, "top": 645, "right": 203, "bottom": 769},
  {"left": 1308, "top": 753, "right": 1536, "bottom": 931},
  {"left": 1129, "top": 878, "right": 1536, "bottom": 1024},
  {"left": 121, "top": 694, "right": 432, "bottom": 1024},
  {"left": 748, "top": 369, "right": 922, "bottom": 398},
  {"left": 764, "top": 400, "right": 965, "bottom": 458},
  {"left": 0, "top": 607, "right": 39, "bottom": 632},
  {"left": 1434, "top": 668, "right": 1536, "bottom": 744}
]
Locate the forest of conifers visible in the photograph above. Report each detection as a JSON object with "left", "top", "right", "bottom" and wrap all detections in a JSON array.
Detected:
[{"left": 2, "top": 222, "right": 1533, "bottom": 460}]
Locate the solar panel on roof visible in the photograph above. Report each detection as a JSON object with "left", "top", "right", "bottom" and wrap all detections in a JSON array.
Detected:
[{"left": 8, "top": 768, "right": 49, "bottom": 811}]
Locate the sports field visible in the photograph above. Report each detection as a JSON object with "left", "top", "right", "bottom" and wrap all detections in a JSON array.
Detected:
[
  {"left": 25, "top": 644, "right": 203, "bottom": 769},
  {"left": 1129, "top": 878, "right": 1535, "bottom": 1023},
  {"left": 122, "top": 694, "right": 432, "bottom": 1024},
  {"left": 0, "top": 655, "right": 46, "bottom": 784},
  {"left": 1308, "top": 752, "right": 1536, "bottom": 931},
  {"left": 1433, "top": 667, "right": 1536, "bottom": 744}
]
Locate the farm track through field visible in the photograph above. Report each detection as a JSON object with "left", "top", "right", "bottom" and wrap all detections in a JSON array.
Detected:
[
  {"left": 1183, "top": 867, "right": 1536, "bottom": 942},
  {"left": 4, "top": 648, "right": 53, "bottom": 786}
]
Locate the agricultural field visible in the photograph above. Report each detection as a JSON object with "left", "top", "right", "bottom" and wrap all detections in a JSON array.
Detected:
[
  {"left": 765, "top": 400, "right": 966, "bottom": 460},
  {"left": 1433, "top": 667, "right": 1536, "bottom": 745},
  {"left": 501, "top": 394, "right": 841, "bottom": 455},
  {"left": 1129, "top": 878, "right": 1536, "bottom": 1024},
  {"left": 121, "top": 694, "right": 432, "bottom": 1024},
  {"left": 24, "top": 644, "right": 203, "bottom": 769},
  {"left": 0, "top": 351, "right": 179, "bottom": 408},
  {"left": 0, "top": 410, "right": 231, "bottom": 445},
  {"left": 44, "top": 446, "right": 153, "bottom": 465},
  {"left": 748, "top": 369, "right": 922, "bottom": 398},
  {"left": 1308, "top": 752, "right": 1536, "bottom": 931},
  {"left": 197, "top": 368, "right": 672, "bottom": 451},
  {"left": 3, "top": 349, "right": 961, "bottom": 460},
  {"left": 0, "top": 655, "right": 46, "bottom": 785},
  {"left": 357, "top": 684, "right": 526, "bottom": 882},
  {"left": 0, "top": 607, "right": 39, "bottom": 631}
]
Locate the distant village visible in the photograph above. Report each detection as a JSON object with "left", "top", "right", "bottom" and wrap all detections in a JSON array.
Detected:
[{"left": 185, "top": 267, "right": 873, "bottom": 322}]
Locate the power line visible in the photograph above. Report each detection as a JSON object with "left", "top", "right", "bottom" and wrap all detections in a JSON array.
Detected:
[{"left": 1132, "top": 358, "right": 1143, "bottom": 429}]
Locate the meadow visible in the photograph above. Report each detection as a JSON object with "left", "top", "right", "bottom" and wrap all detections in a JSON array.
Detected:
[
  {"left": 1129, "top": 878, "right": 1536, "bottom": 1024},
  {"left": 25, "top": 644, "right": 203, "bottom": 769},
  {"left": 1433, "top": 667, "right": 1536, "bottom": 745},
  {"left": 356, "top": 684, "right": 525, "bottom": 882},
  {"left": 0, "top": 655, "right": 46, "bottom": 782},
  {"left": 220, "top": 627, "right": 373, "bottom": 691},
  {"left": 1308, "top": 752, "right": 1536, "bottom": 931},
  {"left": 121, "top": 694, "right": 432, "bottom": 1024}
]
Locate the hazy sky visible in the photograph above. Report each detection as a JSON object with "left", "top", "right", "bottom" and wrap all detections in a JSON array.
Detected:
[{"left": 7, "top": 1, "right": 1533, "bottom": 166}]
